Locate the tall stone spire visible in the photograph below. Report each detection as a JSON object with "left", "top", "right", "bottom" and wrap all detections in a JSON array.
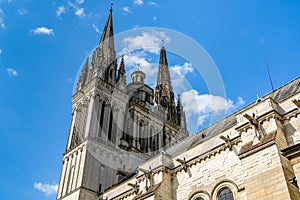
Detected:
[
  {"left": 118, "top": 56, "right": 126, "bottom": 81},
  {"left": 92, "top": 5, "right": 117, "bottom": 85},
  {"left": 156, "top": 45, "right": 172, "bottom": 89},
  {"left": 117, "top": 56, "right": 127, "bottom": 92},
  {"left": 76, "top": 57, "right": 89, "bottom": 91},
  {"left": 98, "top": 6, "right": 115, "bottom": 52},
  {"left": 155, "top": 45, "right": 176, "bottom": 121}
]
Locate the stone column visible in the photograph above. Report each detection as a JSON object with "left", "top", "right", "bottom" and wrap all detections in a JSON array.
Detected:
[
  {"left": 116, "top": 109, "right": 125, "bottom": 146},
  {"left": 67, "top": 108, "right": 77, "bottom": 150},
  {"left": 103, "top": 104, "right": 111, "bottom": 142},
  {"left": 133, "top": 115, "right": 138, "bottom": 148},
  {"left": 111, "top": 107, "right": 119, "bottom": 145},
  {"left": 84, "top": 95, "right": 96, "bottom": 138},
  {"left": 57, "top": 159, "right": 67, "bottom": 198},
  {"left": 96, "top": 99, "right": 103, "bottom": 138}
]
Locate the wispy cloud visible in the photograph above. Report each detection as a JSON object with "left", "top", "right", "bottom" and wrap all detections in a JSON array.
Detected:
[
  {"left": 153, "top": 16, "right": 157, "bottom": 20},
  {"left": 31, "top": 27, "right": 54, "bottom": 35},
  {"left": 0, "top": 9, "right": 5, "bottom": 29},
  {"left": 122, "top": 6, "right": 132, "bottom": 14},
  {"left": 133, "top": 0, "right": 144, "bottom": 6},
  {"left": 92, "top": 24, "right": 100, "bottom": 33},
  {"left": 6, "top": 68, "right": 18, "bottom": 76},
  {"left": 0, "top": 48, "right": 2, "bottom": 55},
  {"left": 17, "top": 9, "right": 27, "bottom": 15},
  {"left": 76, "top": 0, "right": 84, "bottom": 4},
  {"left": 33, "top": 182, "right": 58, "bottom": 196},
  {"left": 68, "top": 2, "right": 85, "bottom": 17},
  {"left": 56, "top": 5, "right": 66, "bottom": 17},
  {"left": 149, "top": 1, "right": 159, "bottom": 7},
  {"left": 75, "top": 7, "right": 84, "bottom": 16}
]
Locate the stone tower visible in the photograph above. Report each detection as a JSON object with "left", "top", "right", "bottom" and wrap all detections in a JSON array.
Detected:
[{"left": 56, "top": 7, "right": 188, "bottom": 200}]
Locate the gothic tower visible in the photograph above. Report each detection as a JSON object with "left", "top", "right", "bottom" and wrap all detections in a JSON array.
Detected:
[{"left": 56, "top": 6, "right": 188, "bottom": 200}]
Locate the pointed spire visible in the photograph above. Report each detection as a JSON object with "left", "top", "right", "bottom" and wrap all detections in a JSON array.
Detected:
[
  {"left": 118, "top": 56, "right": 126, "bottom": 80},
  {"left": 156, "top": 44, "right": 172, "bottom": 89},
  {"left": 77, "top": 57, "right": 89, "bottom": 91},
  {"left": 155, "top": 44, "right": 176, "bottom": 122},
  {"left": 116, "top": 56, "right": 127, "bottom": 92},
  {"left": 99, "top": 5, "right": 115, "bottom": 51},
  {"left": 91, "top": 5, "right": 117, "bottom": 84},
  {"left": 177, "top": 94, "right": 182, "bottom": 109}
]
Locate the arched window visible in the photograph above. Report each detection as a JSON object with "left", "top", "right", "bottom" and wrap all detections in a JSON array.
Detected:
[
  {"left": 109, "top": 68, "right": 114, "bottom": 79},
  {"left": 218, "top": 187, "right": 234, "bottom": 200},
  {"left": 100, "top": 101, "right": 106, "bottom": 128},
  {"left": 138, "top": 120, "right": 147, "bottom": 151},
  {"left": 98, "top": 166, "right": 105, "bottom": 193},
  {"left": 98, "top": 101, "right": 106, "bottom": 138},
  {"left": 195, "top": 198, "right": 204, "bottom": 200},
  {"left": 108, "top": 108, "right": 113, "bottom": 141},
  {"left": 149, "top": 127, "right": 153, "bottom": 151}
]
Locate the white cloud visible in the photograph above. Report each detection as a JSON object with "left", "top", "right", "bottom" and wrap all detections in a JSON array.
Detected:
[
  {"left": 121, "top": 31, "right": 170, "bottom": 55},
  {"left": 169, "top": 62, "right": 193, "bottom": 93},
  {"left": 31, "top": 27, "right": 54, "bottom": 35},
  {"left": 75, "top": 7, "right": 85, "bottom": 17},
  {"left": 124, "top": 53, "right": 157, "bottom": 74},
  {"left": 134, "top": 0, "right": 144, "bottom": 6},
  {"left": 6, "top": 68, "right": 18, "bottom": 76},
  {"left": 0, "top": 48, "right": 2, "bottom": 55},
  {"left": 120, "top": 30, "right": 171, "bottom": 86},
  {"left": 33, "top": 182, "right": 58, "bottom": 196},
  {"left": 56, "top": 5, "right": 66, "bottom": 17},
  {"left": 181, "top": 89, "right": 245, "bottom": 127},
  {"left": 153, "top": 16, "right": 157, "bottom": 20},
  {"left": 76, "top": 0, "right": 84, "bottom": 4},
  {"left": 17, "top": 9, "right": 27, "bottom": 15},
  {"left": 68, "top": 2, "right": 85, "bottom": 17},
  {"left": 236, "top": 96, "right": 245, "bottom": 107},
  {"left": 92, "top": 24, "right": 100, "bottom": 33},
  {"left": 0, "top": 9, "right": 5, "bottom": 29},
  {"left": 149, "top": 1, "right": 159, "bottom": 7},
  {"left": 122, "top": 6, "right": 132, "bottom": 14}
]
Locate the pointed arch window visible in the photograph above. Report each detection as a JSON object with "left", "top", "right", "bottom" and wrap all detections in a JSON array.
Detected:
[
  {"left": 138, "top": 120, "right": 147, "bottom": 151},
  {"left": 218, "top": 187, "right": 234, "bottom": 200},
  {"left": 109, "top": 68, "right": 114, "bottom": 80},
  {"left": 108, "top": 108, "right": 113, "bottom": 141},
  {"left": 100, "top": 101, "right": 106, "bottom": 128},
  {"left": 98, "top": 166, "right": 105, "bottom": 193},
  {"left": 149, "top": 127, "right": 153, "bottom": 151}
]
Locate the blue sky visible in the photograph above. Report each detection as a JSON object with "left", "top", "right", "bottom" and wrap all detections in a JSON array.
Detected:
[{"left": 1, "top": 0, "right": 300, "bottom": 199}]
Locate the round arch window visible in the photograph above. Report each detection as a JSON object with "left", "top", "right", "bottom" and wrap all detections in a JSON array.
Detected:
[
  {"left": 218, "top": 187, "right": 234, "bottom": 200},
  {"left": 195, "top": 198, "right": 204, "bottom": 200}
]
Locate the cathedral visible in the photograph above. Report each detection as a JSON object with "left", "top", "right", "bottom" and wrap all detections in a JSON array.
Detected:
[{"left": 56, "top": 7, "right": 300, "bottom": 200}]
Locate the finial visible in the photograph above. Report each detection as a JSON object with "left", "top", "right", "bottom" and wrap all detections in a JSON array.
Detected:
[
  {"left": 161, "top": 39, "right": 165, "bottom": 46},
  {"left": 137, "top": 63, "right": 141, "bottom": 71},
  {"left": 110, "top": 1, "right": 113, "bottom": 10}
]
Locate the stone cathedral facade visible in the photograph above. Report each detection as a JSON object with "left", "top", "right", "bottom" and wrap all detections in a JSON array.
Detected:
[{"left": 57, "top": 7, "right": 300, "bottom": 200}]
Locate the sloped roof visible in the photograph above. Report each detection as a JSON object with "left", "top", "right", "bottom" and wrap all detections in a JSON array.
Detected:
[{"left": 165, "top": 76, "right": 300, "bottom": 157}]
